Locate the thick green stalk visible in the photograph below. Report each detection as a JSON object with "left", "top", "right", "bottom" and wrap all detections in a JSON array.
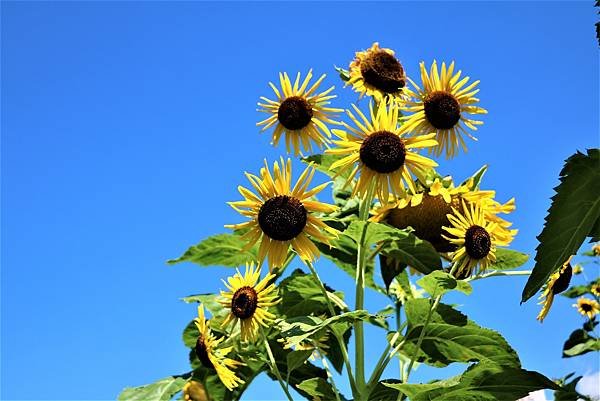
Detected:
[{"left": 261, "top": 330, "right": 295, "bottom": 401}]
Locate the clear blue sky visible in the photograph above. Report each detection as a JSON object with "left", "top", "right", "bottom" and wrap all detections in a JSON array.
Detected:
[{"left": 2, "top": 2, "right": 598, "bottom": 400}]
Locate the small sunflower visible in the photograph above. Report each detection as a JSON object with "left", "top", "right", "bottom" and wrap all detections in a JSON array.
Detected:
[
  {"left": 226, "top": 158, "right": 337, "bottom": 271},
  {"left": 572, "top": 264, "right": 584, "bottom": 275},
  {"left": 442, "top": 200, "right": 512, "bottom": 278},
  {"left": 573, "top": 297, "right": 600, "bottom": 319},
  {"left": 591, "top": 283, "right": 600, "bottom": 297},
  {"left": 193, "top": 305, "right": 244, "bottom": 391},
  {"left": 536, "top": 257, "right": 574, "bottom": 322},
  {"left": 220, "top": 263, "right": 281, "bottom": 342},
  {"left": 327, "top": 102, "right": 438, "bottom": 202},
  {"left": 347, "top": 42, "right": 407, "bottom": 103},
  {"left": 592, "top": 243, "right": 600, "bottom": 256},
  {"left": 400, "top": 61, "right": 487, "bottom": 158},
  {"left": 257, "top": 70, "right": 342, "bottom": 156},
  {"left": 183, "top": 381, "right": 208, "bottom": 401}
]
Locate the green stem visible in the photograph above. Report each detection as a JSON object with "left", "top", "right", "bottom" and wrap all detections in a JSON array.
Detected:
[
  {"left": 355, "top": 182, "right": 375, "bottom": 395},
  {"left": 317, "top": 345, "right": 342, "bottom": 401},
  {"left": 467, "top": 270, "right": 532, "bottom": 282},
  {"left": 262, "top": 330, "right": 295, "bottom": 401},
  {"left": 306, "top": 261, "right": 358, "bottom": 398}
]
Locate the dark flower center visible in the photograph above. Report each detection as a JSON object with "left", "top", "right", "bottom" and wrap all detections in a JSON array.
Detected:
[
  {"left": 360, "top": 50, "right": 405, "bottom": 93},
  {"left": 195, "top": 336, "right": 214, "bottom": 369},
  {"left": 359, "top": 131, "right": 406, "bottom": 174},
  {"left": 258, "top": 195, "right": 307, "bottom": 241},
  {"left": 387, "top": 194, "right": 459, "bottom": 253},
  {"left": 464, "top": 225, "right": 491, "bottom": 259},
  {"left": 580, "top": 302, "right": 593, "bottom": 312},
  {"left": 423, "top": 91, "right": 461, "bottom": 130},
  {"left": 277, "top": 96, "right": 313, "bottom": 130},
  {"left": 231, "top": 286, "right": 259, "bottom": 319},
  {"left": 552, "top": 264, "right": 573, "bottom": 294}
]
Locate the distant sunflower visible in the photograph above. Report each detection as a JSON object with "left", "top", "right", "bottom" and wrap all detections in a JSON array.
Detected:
[
  {"left": 347, "top": 42, "right": 407, "bottom": 103},
  {"left": 442, "top": 200, "right": 512, "bottom": 278},
  {"left": 591, "top": 283, "right": 600, "bottom": 297},
  {"left": 573, "top": 297, "right": 600, "bottom": 319},
  {"left": 220, "top": 263, "right": 280, "bottom": 342},
  {"left": 183, "top": 381, "right": 208, "bottom": 401},
  {"left": 327, "top": 102, "right": 438, "bottom": 202},
  {"left": 226, "top": 158, "right": 337, "bottom": 270},
  {"left": 193, "top": 305, "right": 244, "bottom": 391},
  {"left": 536, "top": 257, "right": 574, "bottom": 322},
  {"left": 400, "top": 61, "right": 487, "bottom": 158},
  {"left": 257, "top": 70, "right": 342, "bottom": 156}
]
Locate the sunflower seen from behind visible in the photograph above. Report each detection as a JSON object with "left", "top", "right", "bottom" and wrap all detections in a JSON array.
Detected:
[
  {"left": 347, "top": 42, "right": 408, "bottom": 103},
  {"left": 227, "top": 158, "right": 337, "bottom": 271},
  {"left": 219, "top": 263, "right": 280, "bottom": 342},
  {"left": 193, "top": 305, "right": 244, "bottom": 391},
  {"left": 257, "top": 70, "right": 342, "bottom": 156},
  {"left": 327, "top": 102, "right": 438, "bottom": 203},
  {"left": 442, "top": 200, "right": 512, "bottom": 279},
  {"left": 536, "top": 257, "right": 574, "bottom": 322},
  {"left": 400, "top": 61, "right": 487, "bottom": 158}
]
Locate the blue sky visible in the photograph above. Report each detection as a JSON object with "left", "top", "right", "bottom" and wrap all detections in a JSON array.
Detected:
[{"left": 1, "top": 2, "right": 598, "bottom": 400}]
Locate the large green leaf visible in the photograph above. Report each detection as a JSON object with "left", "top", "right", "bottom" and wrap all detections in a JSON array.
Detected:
[
  {"left": 561, "top": 284, "right": 593, "bottom": 298},
  {"left": 385, "top": 362, "right": 558, "bottom": 401},
  {"left": 367, "top": 379, "right": 402, "bottom": 401},
  {"left": 490, "top": 249, "right": 529, "bottom": 270},
  {"left": 167, "top": 233, "right": 257, "bottom": 267},
  {"left": 562, "top": 328, "right": 600, "bottom": 357},
  {"left": 277, "top": 269, "right": 344, "bottom": 318},
  {"left": 417, "top": 270, "right": 472, "bottom": 297},
  {"left": 280, "top": 311, "right": 371, "bottom": 347},
  {"left": 297, "top": 377, "right": 339, "bottom": 401},
  {"left": 380, "top": 231, "right": 442, "bottom": 277},
  {"left": 118, "top": 376, "right": 188, "bottom": 401},
  {"left": 523, "top": 149, "right": 600, "bottom": 302},
  {"left": 285, "top": 349, "right": 313, "bottom": 386},
  {"left": 401, "top": 299, "right": 520, "bottom": 367}
]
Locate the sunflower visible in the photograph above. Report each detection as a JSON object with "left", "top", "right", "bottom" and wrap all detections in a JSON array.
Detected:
[
  {"left": 442, "top": 200, "right": 513, "bottom": 279},
  {"left": 536, "top": 257, "right": 574, "bottom": 322},
  {"left": 372, "top": 177, "right": 517, "bottom": 253},
  {"left": 573, "top": 297, "right": 600, "bottom": 319},
  {"left": 347, "top": 42, "right": 408, "bottom": 103},
  {"left": 226, "top": 158, "right": 337, "bottom": 271},
  {"left": 193, "top": 305, "right": 244, "bottom": 391},
  {"left": 591, "top": 283, "right": 600, "bottom": 297},
  {"left": 183, "top": 381, "right": 208, "bottom": 401},
  {"left": 327, "top": 102, "right": 438, "bottom": 203},
  {"left": 257, "top": 70, "right": 342, "bottom": 156},
  {"left": 400, "top": 61, "right": 487, "bottom": 158},
  {"left": 219, "top": 263, "right": 280, "bottom": 342}
]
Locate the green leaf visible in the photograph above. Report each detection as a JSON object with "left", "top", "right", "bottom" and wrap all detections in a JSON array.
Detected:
[
  {"left": 417, "top": 271, "right": 472, "bottom": 297},
  {"left": 297, "top": 377, "right": 339, "bottom": 400},
  {"left": 461, "top": 164, "right": 488, "bottom": 190},
  {"left": 368, "top": 379, "right": 402, "bottom": 401},
  {"left": 334, "top": 66, "right": 350, "bottom": 82},
  {"left": 380, "top": 230, "right": 442, "bottom": 276},
  {"left": 180, "top": 293, "right": 227, "bottom": 318},
  {"left": 286, "top": 349, "right": 313, "bottom": 385},
  {"left": 118, "top": 376, "right": 188, "bottom": 401},
  {"left": 401, "top": 299, "right": 520, "bottom": 367},
  {"left": 385, "top": 362, "right": 559, "bottom": 401},
  {"left": 561, "top": 285, "right": 592, "bottom": 298},
  {"left": 277, "top": 269, "right": 343, "bottom": 318},
  {"left": 491, "top": 249, "right": 529, "bottom": 270},
  {"left": 554, "top": 372, "right": 584, "bottom": 401},
  {"left": 167, "top": 233, "right": 257, "bottom": 267},
  {"left": 182, "top": 320, "right": 200, "bottom": 349},
  {"left": 562, "top": 328, "right": 600, "bottom": 357},
  {"left": 523, "top": 149, "right": 600, "bottom": 302},
  {"left": 301, "top": 154, "right": 350, "bottom": 179}
]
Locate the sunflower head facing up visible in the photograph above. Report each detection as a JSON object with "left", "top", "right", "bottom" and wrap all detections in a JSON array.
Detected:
[
  {"left": 536, "top": 257, "right": 574, "bottom": 322},
  {"left": 400, "top": 61, "right": 487, "bottom": 158},
  {"left": 257, "top": 70, "right": 342, "bottom": 156},
  {"left": 573, "top": 297, "right": 600, "bottom": 320},
  {"left": 442, "top": 200, "right": 512, "bottom": 279},
  {"left": 193, "top": 305, "right": 244, "bottom": 391},
  {"left": 327, "top": 102, "right": 438, "bottom": 203},
  {"left": 226, "top": 158, "right": 338, "bottom": 271},
  {"left": 347, "top": 42, "right": 407, "bottom": 103},
  {"left": 220, "top": 263, "right": 281, "bottom": 342}
]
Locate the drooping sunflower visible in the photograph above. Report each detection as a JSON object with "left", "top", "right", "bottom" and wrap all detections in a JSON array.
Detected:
[
  {"left": 327, "top": 102, "right": 438, "bottom": 203},
  {"left": 257, "top": 70, "right": 342, "bottom": 156},
  {"left": 573, "top": 297, "right": 600, "bottom": 319},
  {"left": 219, "top": 263, "right": 280, "bottom": 342},
  {"left": 193, "top": 305, "right": 244, "bottom": 391},
  {"left": 536, "top": 257, "right": 574, "bottom": 322},
  {"left": 183, "top": 380, "right": 208, "bottom": 401},
  {"left": 442, "top": 200, "right": 513, "bottom": 279},
  {"left": 400, "top": 61, "right": 487, "bottom": 158},
  {"left": 347, "top": 42, "right": 408, "bottom": 103},
  {"left": 226, "top": 158, "right": 337, "bottom": 271}
]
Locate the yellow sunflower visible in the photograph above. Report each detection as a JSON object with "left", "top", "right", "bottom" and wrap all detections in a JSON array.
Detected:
[
  {"left": 591, "top": 283, "right": 600, "bottom": 297},
  {"left": 220, "top": 263, "right": 280, "bottom": 342},
  {"left": 536, "top": 257, "right": 574, "bottom": 322},
  {"left": 257, "top": 70, "right": 342, "bottom": 156},
  {"left": 226, "top": 158, "right": 337, "bottom": 271},
  {"left": 193, "top": 305, "right": 244, "bottom": 391},
  {"left": 372, "top": 177, "right": 517, "bottom": 253},
  {"left": 442, "top": 200, "right": 513, "bottom": 278},
  {"left": 400, "top": 61, "right": 487, "bottom": 158},
  {"left": 347, "top": 42, "right": 408, "bottom": 103},
  {"left": 573, "top": 297, "right": 600, "bottom": 319},
  {"left": 183, "top": 381, "right": 208, "bottom": 401},
  {"left": 326, "top": 102, "right": 438, "bottom": 203}
]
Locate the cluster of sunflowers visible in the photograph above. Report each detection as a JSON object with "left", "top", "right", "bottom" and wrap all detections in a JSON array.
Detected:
[{"left": 185, "top": 42, "right": 526, "bottom": 398}]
